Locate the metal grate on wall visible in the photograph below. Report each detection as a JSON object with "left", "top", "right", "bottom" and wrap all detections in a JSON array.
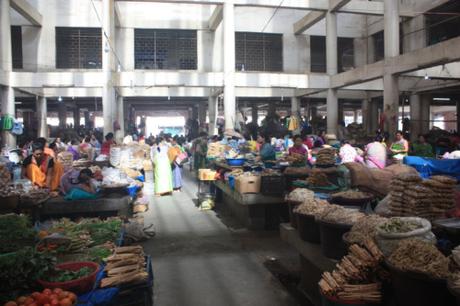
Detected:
[
  {"left": 135, "top": 29, "right": 197, "bottom": 70},
  {"left": 235, "top": 32, "right": 283, "bottom": 72},
  {"left": 56, "top": 27, "right": 102, "bottom": 69},
  {"left": 11, "top": 26, "right": 23, "bottom": 69}
]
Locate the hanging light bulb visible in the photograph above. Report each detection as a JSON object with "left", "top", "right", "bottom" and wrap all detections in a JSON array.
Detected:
[
  {"left": 117, "top": 64, "right": 121, "bottom": 72},
  {"left": 58, "top": 96, "right": 63, "bottom": 102},
  {"left": 424, "top": 72, "right": 430, "bottom": 80},
  {"left": 168, "top": 95, "right": 171, "bottom": 101},
  {"left": 104, "top": 41, "right": 110, "bottom": 53}
]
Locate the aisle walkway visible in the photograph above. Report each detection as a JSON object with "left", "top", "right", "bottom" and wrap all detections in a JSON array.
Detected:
[{"left": 141, "top": 170, "right": 299, "bottom": 306}]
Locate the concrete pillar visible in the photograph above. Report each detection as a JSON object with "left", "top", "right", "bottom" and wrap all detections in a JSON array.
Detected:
[
  {"left": 73, "top": 107, "right": 80, "bottom": 129},
  {"left": 208, "top": 95, "right": 217, "bottom": 136},
  {"left": 383, "top": 0, "right": 400, "bottom": 138},
  {"left": 223, "top": 0, "right": 236, "bottom": 132},
  {"left": 369, "top": 99, "right": 379, "bottom": 133},
  {"left": 0, "top": 0, "right": 16, "bottom": 148},
  {"left": 291, "top": 96, "right": 301, "bottom": 134},
  {"left": 409, "top": 94, "right": 421, "bottom": 140},
  {"left": 37, "top": 97, "right": 47, "bottom": 138},
  {"left": 457, "top": 98, "right": 460, "bottom": 133},
  {"left": 58, "top": 102, "right": 67, "bottom": 129},
  {"left": 338, "top": 102, "right": 344, "bottom": 123},
  {"left": 198, "top": 102, "right": 207, "bottom": 131},
  {"left": 116, "top": 95, "right": 124, "bottom": 141},
  {"left": 420, "top": 94, "right": 431, "bottom": 134},
  {"left": 251, "top": 104, "right": 258, "bottom": 124},
  {"left": 361, "top": 99, "right": 369, "bottom": 134},
  {"left": 84, "top": 111, "right": 91, "bottom": 128},
  {"left": 326, "top": 12, "right": 338, "bottom": 135},
  {"left": 102, "top": 0, "right": 115, "bottom": 135}
]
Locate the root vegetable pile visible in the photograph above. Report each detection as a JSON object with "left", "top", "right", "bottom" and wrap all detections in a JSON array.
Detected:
[
  {"left": 345, "top": 215, "right": 388, "bottom": 245},
  {"left": 388, "top": 239, "right": 449, "bottom": 279},
  {"left": 319, "top": 239, "right": 384, "bottom": 303}
]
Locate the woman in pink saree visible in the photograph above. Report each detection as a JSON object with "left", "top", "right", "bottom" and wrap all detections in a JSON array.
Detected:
[{"left": 364, "top": 136, "right": 387, "bottom": 169}]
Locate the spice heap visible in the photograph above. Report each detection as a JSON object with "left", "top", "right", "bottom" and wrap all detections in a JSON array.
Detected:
[
  {"left": 422, "top": 175, "right": 457, "bottom": 219},
  {"left": 319, "top": 239, "right": 384, "bottom": 303},
  {"left": 388, "top": 239, "right": 449, "bottom": 279},
  {"left": 389, "top": 173, "right": 457, "bottom": 220},
  {"left": 101, "top": 245, "right": 148, "bottom": 287},
  {"left": 315, "top": 148, "right": 336, "bottom": 166},
  {"left": 378, "top": 217, "right": 423, "bottom": 234},
  {"left": 345, "top": 215, "right": 388, "bottom": 245},
  {"left": 293, "top": 198, "right": 329, "bottom": 216},
  {"left": 332, "top": 190, "right": 373, "bottom": 200},
  {"left": 287, "top": 188, "right": 314, "bottom": 202},
  {"left": 317, "top": 205, "right": 365, "bottom": 225},
  {"left": 307, "top": 169, "right": 332, "bottom": 187}
]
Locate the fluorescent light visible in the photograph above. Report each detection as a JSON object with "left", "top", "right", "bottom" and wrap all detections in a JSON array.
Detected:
[{"left": 433, "top": 97, "right": 450, "bottom": 101}]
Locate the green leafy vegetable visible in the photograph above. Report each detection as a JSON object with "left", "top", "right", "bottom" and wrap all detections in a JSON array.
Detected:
[{"left": 46, "top": 266, "right": 93, "bottom": 282}]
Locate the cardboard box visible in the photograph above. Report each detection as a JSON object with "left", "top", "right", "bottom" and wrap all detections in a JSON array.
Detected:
[{"left": 235, "top": 175, "right": 261, "bottom": 194}]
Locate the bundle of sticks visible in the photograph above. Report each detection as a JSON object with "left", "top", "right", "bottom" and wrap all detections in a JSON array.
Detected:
[
  {"left": 101, "top": 245, "right": 149, "bottom": 288},
  {"left": 318, "top": 239, "right": 384, "bottom": 303}
]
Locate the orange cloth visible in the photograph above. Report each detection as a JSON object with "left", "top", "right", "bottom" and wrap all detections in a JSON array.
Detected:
[
  {"left": 168, "top": 146, "right": 182, "bottom": 163},
  {"left": 44, "top": 147, "right": 55, "bottom": 159},
  {"left": 25, "top": 157, "right": 63, "bottom": 191}
]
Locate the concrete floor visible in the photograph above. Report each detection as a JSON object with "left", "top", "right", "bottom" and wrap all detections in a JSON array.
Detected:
[{"left": 141, "top": 170, "right": 300, "bottom": 306}]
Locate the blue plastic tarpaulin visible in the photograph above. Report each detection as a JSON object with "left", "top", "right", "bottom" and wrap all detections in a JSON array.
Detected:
[{"left": 403, "top": 156, "right": 460, "bottom": 180}]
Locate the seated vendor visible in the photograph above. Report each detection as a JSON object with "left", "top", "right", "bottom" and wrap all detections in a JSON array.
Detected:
[
  {"left": 22, "top": 141, "right": 64, "bottom": 191},
  {"left": 410, "top": 134, "right": 434, "bottom": 157},
  {"left": 364, "top": 136, "right": 387, "bottom": 169},
  {"left": 339, "top": 141, "right": 361, "bottom": 164},
  {"left": 390, "top": 131, "right": 409, "bottom": 161},
  {"left": 288, "top": 134, "right": 309, "bottom": 166},
  {"left": 257, "top": 134, "right": 276, "bottom": 161},
  {"left": 101, "top": 132, "right": 116, "bottom": 155},
  {"left": 61, "top": 168, "right": 97, "bottom": 200}
]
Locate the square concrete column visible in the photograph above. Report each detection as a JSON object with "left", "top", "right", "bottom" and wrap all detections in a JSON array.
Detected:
[
  {"left": 208, "top": 96, "right": 218, "bottom": 136},
  {"left": 409, "top": 95, "right": 421, "bottom": 140},
  {"left": 383, "top": 0, "right": 400, "bottom": 138},
  {"left": 223, "top": 0, "right": 236, "bottom": 132},
  {"left": 291, "top": 96, "right": 301, "bottom": 134},
  {"left": 36, "top": 96, "right": 48, "bottom": 138},
  {"left": 198, "top": 102, "right": 207, "bottom": 132},
  {"left": 58, "top": 102, "right": 67, "bottom": 129},
  {"left": 73, "top": 107, "right": 80, "bottom": 130},
  {"left": 420, "top": 94, "right": 431, "bottom": 134},
  {"left": 361, "top": 99, "right": 369, "bottom": 134},
  {"left": 102, "top": 0, "right": 115, "bottom": 135},
  {"left": 116, "top": 95, "right": 125, "bottom": 142},
  {"left": 326, "top": 12, "right": 338, "bottom": 135}
]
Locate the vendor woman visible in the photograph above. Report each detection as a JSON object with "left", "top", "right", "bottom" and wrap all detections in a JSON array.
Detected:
[
  {"left": 22, "top": 141, "right": 64, "bottom": 191},
  {"left": 410, "top": 134, "right": 434, "bottom": 157},
  {"left": 257, "top": 134, "right": 276, "bottom": 161},
  {"left": 390, "top": 131, "right": 409, "bottom": 161},
  {"left": 288, "top": 134, "right": 309, "bottom": 166}
]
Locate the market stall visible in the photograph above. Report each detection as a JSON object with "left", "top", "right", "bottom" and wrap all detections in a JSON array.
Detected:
[
  {"left": 0, "top": 214, "right": 154, "bottom": 306},
  {"left": 280, "top": 170, "right": 460, "bottom": 306}
]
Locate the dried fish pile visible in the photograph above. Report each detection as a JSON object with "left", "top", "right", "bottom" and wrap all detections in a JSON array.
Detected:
[
  {"left": 450, "top": 272, "right": 460, "bottom": 290},
  {"left": 316, "top": 148, "right": 336, "bottom": 166},
  {"left": 0, "top": 185, "right": 20, "bottom": 197},
  {"left": 317, "top": 205, "right": 365, "bottom": 225},
  {"left": 287, "top": 188, "right": 314, "bottom": 202},
  {"left": 389, "top": 173, "right": 456, "bottom": 220},
  {"left": 293, "top": 198, "right": 329, "bottom": 216},
  {"left": 332, "top": 190, "right": 373, "bottom": 200},
  {"left": 346, "top": 215, "right": 388, "bottom": 245},
  {"left": 319, "top": 239, "right": 384, "bottom": 303},
  {"left": 388, "top": 239, "right": 449, "bottom": 279},
  {"left": 306, "top": 169, "right": 331, "bottom": 187},
  {"left": 101, "top": 245, "right": 148, "bottom": 288}
]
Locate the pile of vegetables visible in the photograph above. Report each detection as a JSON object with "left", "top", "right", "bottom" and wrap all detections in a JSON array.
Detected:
[
  {"left": 0, "top": 214, "right": 35, "bottom": 253},
  {"left": 3, "top": 288, "right": 77, "bottom": 306},
  {"left": 0, "top": 248, "right": 56, "bottom": 303},
  {"left": 45, "top": 267, "right": 92, "bottom": 283}
]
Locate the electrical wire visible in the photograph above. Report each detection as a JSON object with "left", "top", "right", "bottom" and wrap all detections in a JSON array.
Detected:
[
  {"left": 261, "top": 0, "right": 284, "bottom": 33},
  {"left": 89, "top": 0, "right": 125, "bottom": 71}
]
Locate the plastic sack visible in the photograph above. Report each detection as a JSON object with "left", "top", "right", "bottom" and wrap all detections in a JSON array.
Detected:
[
  {"left": 375, "top": 217, "right": 435, "bottom": 257},
  {"left": 64, "top": 188, "right": 98, "bottom": 201}
]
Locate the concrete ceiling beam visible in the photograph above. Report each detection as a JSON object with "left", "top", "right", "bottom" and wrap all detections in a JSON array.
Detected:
[
  {"left": 293, "top": 11, "right": 326, "bottom": 34},
  {"left": 331, "top": 36, "right": 460, "bottom": 89},
  {"left": 208, "top": 5, "right": 223, "bottom": 31},
  {"left": 329, "top": 0, "right": 351, "bottom": 12},
  {"left": 10, "top": 0, "right": 42, "bottom": 26}
]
